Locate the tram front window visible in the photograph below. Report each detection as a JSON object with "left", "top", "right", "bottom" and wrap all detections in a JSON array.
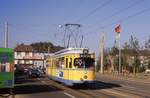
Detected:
[{"left": 74, "top": 58, "right": 94, "bottom": 68}]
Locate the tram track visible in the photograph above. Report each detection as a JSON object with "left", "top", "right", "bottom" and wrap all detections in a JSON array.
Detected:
[
  {"left": 112, "top": 86, "right": 150, "bottom": 98},
  {"left": 43, "top": 78, "right": 94, "bottom": 98},
  {"left": 94, "top": 81, "right": 150, "bottom": 98},
  {"left": 78, "top": 89, "right": 117, "bottom": 98},
  {"left": 85, "top": 81, "right": 148, "bottom": 98},
  {"left": 76, "top": 85, "right": 146, "bottom": 98},
  {"left": 75, "top": 84, "right": 127, "bottom": 98},
  {"left": 42, "top": 78, "right": 150, "bottom": 98},
  {"left": 44, "top": 78, "right": 120, "bottom": 98},
  {"left": 43, "top": 78, "right": 127, "bottom": 98}
]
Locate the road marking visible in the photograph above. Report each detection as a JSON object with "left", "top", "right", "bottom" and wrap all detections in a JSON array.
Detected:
[
  {"left": 120, "top": 84, "right": 137, "bottom": 89},
  {"left": 120, "top": 84, "right": 150, "bottom": 97},
  {"left": 64, "top": 92, "right": 76, "bottom": 98},
  {"left": 50, "top": 85, "right": 58, "bottom": 90},
  {"left": 0, "top": 94, "right": 9, "bottom": 97},
  {"left": 37, "top": 78, "right": 40, "bottom": 80},
  {"left": 101, "top": 89, "right": 144, "bottom": 98},
  {"left": 121, "top": 78, "right": 150, "bottom": 84},
  {"left": 41, "top": 81, "right": 46, "bottom": 84}
]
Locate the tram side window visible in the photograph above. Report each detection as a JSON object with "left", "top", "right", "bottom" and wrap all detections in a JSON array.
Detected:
[
  {"left": 66, "top": 58, "right": 68, "bottom": 68},
  {"left": 0, "top": 53, "right": 12, "bottom": 72},
  {"left": 69, "top": 58, "right": 72, "bottom": 68},
  {"left": 58, "top": 57, "right": 65, "bottom": 68},
  {"left": 0, "top": 62, "right": 11, "bottom": 72}
]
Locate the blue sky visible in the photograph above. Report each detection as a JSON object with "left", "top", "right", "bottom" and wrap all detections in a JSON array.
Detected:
[{"left": 0, "top": 0, "right": 150, "bottom": 56}]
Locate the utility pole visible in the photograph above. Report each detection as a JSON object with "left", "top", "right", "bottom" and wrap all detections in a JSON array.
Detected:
[
  {"left": 4, "top": 22, "right": 8, "bottom": 48},
  {"left": 100, "top": 32, "right": 104, "bottom": 74},
  {"left": 115, "top": 33, "right": 121, "bottom": 73},
  {"left": 115, "top": 24, "right": 121, "bottom": 73},
  {"left": 119, "top": 34, "right": 121, "bottom": 73}
]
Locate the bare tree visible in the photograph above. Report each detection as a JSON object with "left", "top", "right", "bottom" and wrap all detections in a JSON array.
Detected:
[
  {"left": 145, "top": 35, "right": 150, "bottom": 50},
  {"left": 129, "top": 35, "right": 140, "bottom": 76}
]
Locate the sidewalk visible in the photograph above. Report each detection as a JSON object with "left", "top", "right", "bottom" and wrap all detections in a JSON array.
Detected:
[{"left": 96, "top": 72, "right": 150, "bottom": 84}]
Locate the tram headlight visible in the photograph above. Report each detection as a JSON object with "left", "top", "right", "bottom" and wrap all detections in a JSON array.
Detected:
[
  {"left": 84, "top": 75, "right": 88, "bottom": 79},
  {"left": 80, "top": 78, "right": 83, "bottom": 81}
]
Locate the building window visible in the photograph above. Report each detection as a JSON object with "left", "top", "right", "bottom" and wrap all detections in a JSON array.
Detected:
[
  {"left": 25, "top": 52, "right": 29, "bottom": 56},
  {"left": 17, "top": 61, "right": 21, "bottom": 64},
  {"left": 17, "top": 52, "right": 21, "bottom": 56}
]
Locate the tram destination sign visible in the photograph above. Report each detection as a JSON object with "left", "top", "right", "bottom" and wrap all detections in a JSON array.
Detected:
[{"left": 80, "top": 54, "right": 91, "bottom": 58}]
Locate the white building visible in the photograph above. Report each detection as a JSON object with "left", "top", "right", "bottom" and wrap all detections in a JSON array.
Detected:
[
  {"left": 33, "top": 53, "right": 45, "bottom": 68},
  {"left": 14, "top": 44, "right": 34, "bottom": 69},
  {"left": 14, "top": 44, "right": 49, "bottom": 69}
]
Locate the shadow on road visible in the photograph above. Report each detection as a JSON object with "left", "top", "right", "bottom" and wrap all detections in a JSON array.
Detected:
[
  {"left": 72, "top": 80, "right": 121, "bottom": 90},
  {"left": 0, "top": 84, "right": 61, "bottom": 95},
  {"left": 14, "top": 84, "right": 61, "bottom": 94},
  {"left": 14, "top": 75, "right": 62, "bottom": 94},
  {"left": 0, "top": 75, "right": 62, "bottom": 95},
  {"left": 15, "top": 74, "right": 45, "bottom": 84},
  {"left": 0, "top": 82, "right": 62, "bottom": 95},
  {"left": 15, "top": 78, "right": 38, "bottom": 84}
]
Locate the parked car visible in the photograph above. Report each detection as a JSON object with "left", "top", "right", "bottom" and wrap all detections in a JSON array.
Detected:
[
  {"left": 28, "top": 68, "right": 42, "bottom": 78},
  {"left": 145, "top": 69, "right": 150, "bottom": 74},
  {"left": 24, "top": 68, "right": 29, "bottom": 74}
]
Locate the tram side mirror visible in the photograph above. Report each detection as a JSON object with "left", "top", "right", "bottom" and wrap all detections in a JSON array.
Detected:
[{"left": 83, "top": 49, "right": 89, "bottom": 54}]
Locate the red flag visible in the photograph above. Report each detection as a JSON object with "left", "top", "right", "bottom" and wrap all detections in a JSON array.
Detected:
[{"left": 115, "top": 25, "right": 121, "bottom": 33}]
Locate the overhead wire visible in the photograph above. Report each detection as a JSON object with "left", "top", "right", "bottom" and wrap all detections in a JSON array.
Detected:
[
  {"left": 101, "top": 6, "right": 150, "bottom": 30},
  {"left": 76, "top": 0, "right": 112, "bottom": 23},
  {"left": 71, "top": 0, "right": 146, "bottom": 41},
  {"left": 86, "top": 0, "right": 144, "bottom": 29},
  {"left": 84, "top": 6, "right": 150, "bottom": 36},
  {"left": 56, "top": 0, "right": 112, "bottom": 43},
  {"left": 52, "top": 0, "right": 112, "bottom": 44}
]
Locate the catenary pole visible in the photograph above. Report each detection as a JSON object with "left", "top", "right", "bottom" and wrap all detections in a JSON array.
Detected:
[
  {"left": 4, "top": 22, "right": 8, "bottom": 48},
  {"left": 100, "top": 32, "right": 104, "bottom": 74}
]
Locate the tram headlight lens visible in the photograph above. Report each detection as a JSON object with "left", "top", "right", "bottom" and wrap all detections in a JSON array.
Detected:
[
  {"left": 84, "top": 75, "right": 88, "bottom": 79},
  {"left": 80, "top": 78, "right": 83, "bottom": 81}
]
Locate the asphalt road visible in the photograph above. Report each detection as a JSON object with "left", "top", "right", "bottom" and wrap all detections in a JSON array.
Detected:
[
  {"left": 94, "top": 74, "right": 150, "bottom": 98},
  {"left": 0, "top": 75, "right": 77, "bottom": 98},
  {"left": 0, "top": 74, "right": 150, "bottom": 98}
]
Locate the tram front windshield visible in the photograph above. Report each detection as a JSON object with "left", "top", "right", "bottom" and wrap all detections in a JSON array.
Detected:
[{"left": 74, "top": 57, "right": 95, "bottom": 68}]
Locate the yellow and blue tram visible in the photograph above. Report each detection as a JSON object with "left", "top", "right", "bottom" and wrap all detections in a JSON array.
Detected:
[{"left": 46, "top": 48, "right": 95, "bottom": 86}]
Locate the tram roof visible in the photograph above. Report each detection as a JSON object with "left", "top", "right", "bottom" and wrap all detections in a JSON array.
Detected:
[{"left": 54, "top": 47, "right": 93, "bottom": 56}]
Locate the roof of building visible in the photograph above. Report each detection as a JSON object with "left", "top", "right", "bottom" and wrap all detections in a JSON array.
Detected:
[{"left": 14, "top": 44, "right": 33, "bottom": 52}]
